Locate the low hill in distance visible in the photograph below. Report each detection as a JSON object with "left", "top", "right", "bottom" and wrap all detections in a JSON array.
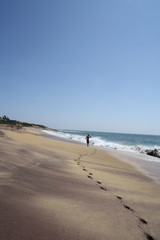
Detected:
[{"left": 0, "top": 115, "right": 48, "bottom": 129}]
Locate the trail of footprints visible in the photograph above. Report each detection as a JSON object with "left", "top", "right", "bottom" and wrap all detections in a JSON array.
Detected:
[{"left": 74, "top": 152, "right": 155, "bottom": 240}]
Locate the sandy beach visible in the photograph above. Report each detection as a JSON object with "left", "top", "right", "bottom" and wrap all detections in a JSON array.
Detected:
[{"left": 0, "top": 126, "right": 160, "bottom": 240}]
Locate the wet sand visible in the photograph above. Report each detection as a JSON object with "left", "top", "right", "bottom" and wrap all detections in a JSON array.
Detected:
[
  {"left": 107, "top": 148, "right": 160, "bottom": 185},
  {"left": 0, "top": 126, "right": 160, "bottom": 240}
]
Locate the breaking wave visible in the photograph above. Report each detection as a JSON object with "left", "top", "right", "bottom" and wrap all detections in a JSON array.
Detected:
[{"left": 42, "top": 129, "right": 160, "bottom": 157}]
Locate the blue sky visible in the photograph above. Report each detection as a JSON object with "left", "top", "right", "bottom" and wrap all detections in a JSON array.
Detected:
[{"left": 0, "top": 0, "right": 160, "bottom": 134}]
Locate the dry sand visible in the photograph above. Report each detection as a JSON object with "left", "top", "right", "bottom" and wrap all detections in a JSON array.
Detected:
[{"left": 0, "top": 126, "right": 160, "bottom": 240}]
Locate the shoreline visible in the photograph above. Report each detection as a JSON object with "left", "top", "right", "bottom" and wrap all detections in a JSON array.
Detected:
[
  {"left": 107, "top": 148, "right": 160, "bottom": 185},
  {"left": 0, "top": 126, "right": 160, "bottom": 240},
  {"left": 41, "top": 129, "right": 160, "bottom": 185},
  {"left": 41, "top": 129, "right": 160, "bottom": 155}
]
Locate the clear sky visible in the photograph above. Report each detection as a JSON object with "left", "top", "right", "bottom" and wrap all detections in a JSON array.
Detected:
[{"left": 0, "top": 0, "right": 160, "bottom": 135}]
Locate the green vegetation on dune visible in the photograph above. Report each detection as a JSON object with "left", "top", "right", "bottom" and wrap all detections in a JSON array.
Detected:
[{"left": 0, "top": 115, "right": 47, "bottom": 129}]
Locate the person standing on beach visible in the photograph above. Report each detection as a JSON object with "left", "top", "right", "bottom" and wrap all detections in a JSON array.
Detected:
[{"left": 85, "top": 134, "right": 91, "bottom": 147}]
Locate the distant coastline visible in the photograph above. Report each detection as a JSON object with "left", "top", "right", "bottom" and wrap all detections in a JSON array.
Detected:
[{"left": 0, "top": 115, "right": 50, "bottom": 130}]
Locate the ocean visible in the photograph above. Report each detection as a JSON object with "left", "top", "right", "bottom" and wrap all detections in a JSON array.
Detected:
[
  {"left": 42, "top": 129, "right": 160, "bottom": 184},
  {"left": 42, "top": 129, "right": 160, "bottom": 154}
]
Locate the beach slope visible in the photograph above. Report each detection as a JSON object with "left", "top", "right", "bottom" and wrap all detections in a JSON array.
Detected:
[{"left": 0, "top": 127, "right": 160, "bottom": 240}]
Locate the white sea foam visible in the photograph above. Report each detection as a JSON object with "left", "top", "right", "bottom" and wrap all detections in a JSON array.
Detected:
[
  {"left": 42, "top": 130, "right": 160, "bottom": 157},
  {"left": 42, "top": 129, "right": 160, "bottom": 184},
  {"left": 42, "top": 130, "right": 86, "bottom": 144}
]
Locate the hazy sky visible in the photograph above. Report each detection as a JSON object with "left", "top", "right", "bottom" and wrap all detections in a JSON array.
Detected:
[{"left": 0, "top": 0, "right": 160, "bottom": 134}]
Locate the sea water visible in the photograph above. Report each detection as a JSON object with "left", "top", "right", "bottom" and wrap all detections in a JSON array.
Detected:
[
  {"left": 42, "top": 129, "right": 160, "bottom": 184},
  {"left": 42, "top": 129, "right": 160, "bottom": 154}
]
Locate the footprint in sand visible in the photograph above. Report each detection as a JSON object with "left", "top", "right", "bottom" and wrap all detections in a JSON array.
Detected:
[
  {"left": 139, "top": 218, "right": 147, "bottom": 225},
  {"left": 88, "top": 175, "right": 93, "bottom": 180},
  {"left": 100, "top": 186, "right": 107, "bottom": 191},
  {"left": 116, "top": 196, "right": 122, "bottom": 200},
  {"left": 123, "top": 204, "right": 134, "bottom": 212},
  {"left": 144, "top": 232, "right": 154, "bottom": 240},
  {"left": 97, "top": 181, "right": 102, "bottom": 185}
]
